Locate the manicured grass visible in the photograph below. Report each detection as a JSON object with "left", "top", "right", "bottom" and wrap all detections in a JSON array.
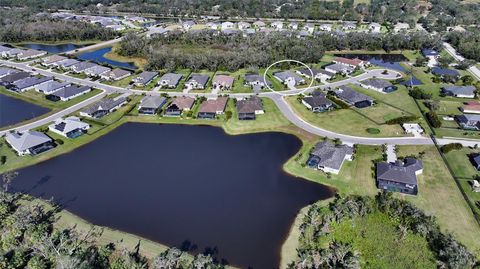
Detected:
[
  {"left": 329, "top": 212, "right": 436, "bottom": 269},
  {"left": 229, "top": 69, "right": 253, "bottom": 93},
  {"left": 286, "top": 96, "right": 406, "bottom": 137},
  {"left": 395, "top": 145, "right": 480, "bottom": 256}
]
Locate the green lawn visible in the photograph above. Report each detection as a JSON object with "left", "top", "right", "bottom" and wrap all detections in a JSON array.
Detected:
[
  {"left": 286, "top": 96, "right": 406, "bottom": 137},
  {"left": 328, "top": 212, "right": 436, "bottom": 269}
]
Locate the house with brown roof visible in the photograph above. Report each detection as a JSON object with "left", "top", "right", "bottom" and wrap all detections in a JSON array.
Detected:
[
  {"left": 197, "top": 97, "right": 228, "bottom": 119},
  {"left": 333, "top": 57, "right": 367, "bottom": 69},
  {"left": 164, "top": 96, "right": 195, "bottom": 116},
  {"left": 236, "top": 96, "right": 264, "bottom": 120},
  {"left": 213, "top": 74, "right": 235, "bottom": 91},
  {"left": 101, "top": 68, "right": 132, "bottom": 81},
  {"left": 42, "top": 55, "right": 67, "bottom": 67},
  {"left": 462, "top": 101, "right": 480, "bottom": 114}
]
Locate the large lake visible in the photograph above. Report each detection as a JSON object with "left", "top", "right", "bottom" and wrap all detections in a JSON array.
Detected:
[
  {"left": 77, "top": 47, "right": 137, "bottom": 70},
  {"left": 0, "top": 93, "right": 50, "bottom": 128},
  {"left": 10, "top": 123, "right": 332, "bottom": 268},
  {"left": 21, "top": 43, "right": 86, "bottom": 53}
]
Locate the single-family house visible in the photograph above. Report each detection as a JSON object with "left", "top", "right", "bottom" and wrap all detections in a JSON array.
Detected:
[
  {"left": 237, "top": 21, "right": 251, "bottom": 30},
  {"left": 54, "top": 59, "right": 79, "bottom": 69},
  {"left": 342, "top": 22, "right": 356, "bottom": 30},
  {"left": 302, "top": 93, "right": 333, "bottom": 112},
  {"left": 402, "top": 123, "right": 424, "bottom": 136},
  {"left": 213, "top": 74, "right": 235, "bottom": 91},
  {"left": 296, "top": 68, "right": 334, "bottom": 82},
  {"left": 273, "top": 70, "right": 305, "bottom": 86},
  {"left": 288, "top": 22, "right": 298, "bottom": 30},
  {"left": 333, "top": 57, "right": 367, "bottom": 68},
  {"left": 42, "top": 55, "right": 67, "bottom": 67},
  {"left": 456, "top": 114, "right": 480, "bottom": 130},
  {"left": 462, "top": 101, "right": 480, "bottom": 114},
  {"left": 46, "top": 85, "right": 91, "bottom": 101},
  {"left": 101, "top": 68, "right": 131, "bottom": 81},
  {"left": 5, "top": 131, "right": 55, "bottom": 156},
  {"left": 0, "top": 45, "right": 12, "bottom": 57},
  {"left": 324, "top": 63, "right": 355, "bottom": 75},
  {"left": 304, "top": 23, "right": 315, "bottom": 33},
  {"left": 421, "top": 48, "right": 439, "bottom": 58},
  {"left": 133, "top": 71, "right": 158, "bottom": 86},
  {"left": 35, "top": 80, "right": 70, "bottom": 94},
  {"left": 182, "top": 20, "right": 196, "bottom": 31},
  {"left": 9, "top": 76, "right": 53, "bottom": 92},
  {"left": 80, "top": 97, "right": 127, "bottom": 118},
  {"left": 48, "top": 116, "right": 90, "bottom": 138},
  {"left": 359, "top": 78, "right": 397, "bottom": 93},
  {"left": 221, "top": 21, "right": 235, "bottom": 30},
  {"left": 306, "top": 140, "right": 354, "bottom": 175},
  {"left": 244, "top": 73, "right": 269, "bottom": 92},
  {"left": 17, "top": 49, "right": 47, "bottom": 60},
  {"left": 158, "top": 73, "right": 183, "bottom": 88},
  {"left": 138, "top": 96, "right": 167, "bottom": 115},
  {"left": 253, "top": 20, "right": 266, "bottom": 29},
  {"left": 334, "top": 86, "right": 374, "bottom": 108},
  {"left": 376, "top": 158, "right": 423, "bottom": 195},
  {"left": 0, "top": 67, "right": 18, "bottom": 78},
  {"left": 236, "top": 96, "right": 264, "bottom": 120},
  {"left": 1, "top": 72, "right": 32, "bottom": 87},
  {"left": 184, "top": 74, "right": 209, "bottom": 90},
  {"left": 271, "top": 21, "right": 284, "bottom": 30},
  {"left": 3, "top": 48, "right": 24, "bottom": 59},
  {"left": 197, "top": 97, "right": 228, "bottom": 119},
  {"left": 394, "top": 22, "right": 409, "bottom": 33},
  {"left": 319, "top": 24, "right": 332, "bottom": 32},
  {"left": 431, "top": 67, "right": 460, "bottom": 82},
  {"left": 472, "top": 180, "right": 480, "bottom": 192},
  {"left": 84, "top": 65, "right": 111, "bottom": 77},
  {"left": 164, "top": 96, "right": 195, "bottom": 116},
  {"left": 442, "top": 85, "right": 476, "bottom": 98},
  {"left": 70, "top": 62, "right": 96, "bottom": 73},
  {"left": 369, "top": 22, "right": 381, "bottom": 33}
]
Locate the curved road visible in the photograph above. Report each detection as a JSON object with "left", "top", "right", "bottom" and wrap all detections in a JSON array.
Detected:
[{"left": 1, "top": 59, "right": 478, "bottom": 146}]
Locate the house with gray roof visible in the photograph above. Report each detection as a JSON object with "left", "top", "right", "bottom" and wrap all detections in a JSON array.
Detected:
[
  {"left": 442, "top": 86, "right": 476, "bottom": 98},
  {"left": 101, "top": 68, "right": 132, "bottom": 81},
  {"left": 324, "top": 63, "right": 354, "bottom": 75},
  {"left": 46, "top": 85, "right": 91, "bottom": 101},
  {"left": 54, "top": 59, "right": 80, "bottom": 69},
  {"left": 302, "top": 93, "right": 333, "bottom": 112},
  {"left": 17, "top": 49, "right": 47, "bottom": 60},
  {"left": 9, "top": 76, "right": 53, "bottom": 92},
  {"left": 48, "top": 116, "right": 90, "bottom": 138},
  {"left": 185, "top": 74, "right": 209, "bottom": 90},
  {"left": 5, "top": 131, "right": 55, "bottom": 156},
  {"left": 244, "top": 73, "right": 270, "bottom": 92},
  {"left": 306, "top": 140, "right": 354, "bottom": 174},
  {"left": 84, "top": 65, "right": 111, "bottom": 77},
  {"left": 0, "top": 67, "right": 18, "bottom": 78},
  {"left": 35, "top": 80, "right": 70, "bottom": 94},
  {"left": 80, "top": 97, "right": 127, "bottom": 118},
  {"left": 0, "top": 71, "right": 30, "bottom": 85},
  {"left": 70, "top": 62, "right": 96, "bottom": 73},
  {"left": 359, "top": 78, "right": 397, "bottom": 93},
  {"left": 376, "top": 158, "right": 423, "bottom": 195},
  {"left": 133, "top": 71, "right": 158, "bottom": 86},
  {"left": 138, "top": 96, "right": 167, "bottom": 115},
  {"left": 273, "top": 70, "right": 305, "bottom": 86},
  {"left": 236, "top": 96, "right": 264, "bottom": 120},
  {"left": 296, "top": 68, "right": 334, "bottom": 82},
  {"left": 334, "top": 86, "right": 374, "bottom": 108},
  {"left": 456, "top": 114, "right": 480, "bottom": 130},
  {"left": 158, "top": 73, "right": 183, "bottom": 88},
  {"left": 3, "top": 48, "right": 24, "bottom": 59},
  {"left": 41, "top": 55, "right": 67, "bottom": 66},
  {"left": 0, "top": 45, "right": 12, "bottom": 57}
]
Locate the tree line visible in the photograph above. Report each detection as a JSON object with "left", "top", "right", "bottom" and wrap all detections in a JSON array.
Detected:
[
  {"left": 0, "top": 172, "right": 224, "bottom": 269},
  {"left": 117, "top": 30, "right": 440, "bottom": 72},
  {"left": 290, "top": 192, "right": 477, "bottom": 269},
  {"left": 444, "top": 30, "right": 480, "bottom": 62}
]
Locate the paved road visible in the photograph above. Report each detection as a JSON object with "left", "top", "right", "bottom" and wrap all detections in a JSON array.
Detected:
[
  {"left": 443, "top": 42, "right": 480, "bottom": 81},
  {"left": 2, "top": 59, "right": 480, "bottom": 146}
]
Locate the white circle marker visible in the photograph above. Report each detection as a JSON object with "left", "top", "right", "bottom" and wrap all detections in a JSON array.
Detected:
[{"left": 263, "top": 59, "right": 314, "bottom": 97}]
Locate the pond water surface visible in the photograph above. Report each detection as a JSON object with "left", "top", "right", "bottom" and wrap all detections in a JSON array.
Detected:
[
  {"left": 77, "top": 47, "right": 137, "bottom": 70},
  {"left": 11, "top": 123, "right": 332, "bottom": 268},
  {"left": 21, "top": 43, "right": 86, "bottom": 54},
  {"left": 0, "top": 93, "right": 50, "bottom": 128}
]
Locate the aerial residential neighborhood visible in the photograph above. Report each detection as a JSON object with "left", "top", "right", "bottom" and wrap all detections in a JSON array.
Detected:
[{"left": 1, "top": 0, "right": 480, "bottom": 268}]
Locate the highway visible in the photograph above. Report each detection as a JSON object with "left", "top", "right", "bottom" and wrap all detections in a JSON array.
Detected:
[{"left": 1, "top": 58, "right": 480, "bottom": 147}]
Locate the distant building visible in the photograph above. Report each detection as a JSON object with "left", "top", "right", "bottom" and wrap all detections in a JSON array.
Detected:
[
  {"left": 376, "top": 158, "right": 423, "bottom": 195},
  {"left": 306, "top": 140, "right": 354, "bottom": 175}
]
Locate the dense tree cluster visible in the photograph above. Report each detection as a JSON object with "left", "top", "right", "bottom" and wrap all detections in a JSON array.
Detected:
[
  {"left": 444, "top": 30, "right": 480, "bottom": 62},
  {"left": 290, "top": 193, "right": 476, "bottom": 269},
  {"left": 117, "top": 30, "right": 440, "bottom": 71},
  {"left": 420, "top": 0, "right": 480, "bottom": 32},
  {"left": 0, "top": 172, "right": 223, "bottom": 269},
  {"left": 0, "top": 9, "right": 116, "bottom": 43}
]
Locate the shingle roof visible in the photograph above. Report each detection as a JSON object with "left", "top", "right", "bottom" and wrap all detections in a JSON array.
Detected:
[
  {"left": 303, "top": 94, "right": 332, "bottom": 108},
  {"left": 71, "top": 61, "right": 96, "bottom": 71},
  {"left": 0, "top": 67, "right": 18, "bottom": 77},
  {"left": 42, "top": 55, "right": 67, "bottom": 64},
  {"left": 311, "top": 141, "right": 353, "bottom": 170},
  {"left": 49, "top": 116, "right": 89, "bottom": 134},
  {"left": 376, "top": 158, "right": 423, "bottom": 185},
  {"left": 187, "top": 74, "right": 209, "bottom": 87},
  {"left": 134, "top": 71, "right": 158, "bottom": 84},
  {"left": 325, "top": 63, "right": 355, "bottom": 73},
  {"left": 360, "top": 78, "right": 393, "bottom": 89},
  {"left": 6, "top": 131, "right": 52, "bottom": 152},
  {"left": 159, "top": 73, "right": 183, "bottom": 86},
  {"left": 443, "top": 85, "right": 476, "bottom": 96},
  {"left": 213, "top": 74, "right": 234, "bottom": 87},
  {"left": 431, "top": 67, "right": 460, "bottom": 76},
  {"left": 273, "top": 70, "right": 304, "bottom": 84},
  {"left": 236, "top": 96, "right": 263, "bottom": 113},
  {"left": 81, "top": 97, "right": 126, "bottom": 115},
  {"left": 108, "top": 68, "right": 131, "bottom": 79},
  {"left": 50, "top": 85, "right": 90, "bottom": 99},
  {"left": 0, "top": 71, "right": 30, "bottom": 83},
  {"left": 297, "top": 68, "right": 334, "bottom": 77},
  {"left": 335, "top": 86, "right": 374, "bottom": 104},
  {"left": 139, "top": 96, "right": 166, "bottom": 109},
  {"left": 170, "top": 96, "right": 195, "bottom": 110},
  {"left": 55, "top": 59, "right": 79, "bottom": 68},
  {"left": 199, "top": 97, "right": 228, "bottom": 113},
  {"left": 12, "top": 76, "right": 53, "bottom": 90},
  {"left": 35, "top": 80, "right": 69, "bottom": 93}
]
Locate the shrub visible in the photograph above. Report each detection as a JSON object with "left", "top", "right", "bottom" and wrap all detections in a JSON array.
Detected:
[
  {"left": 385, "top": 115, "right": 418, "bottom": 125},
  {"left": 55, "top": 139, "right": 64, "bottom": 145},
  {"left": 426, "top": 111, "right": 442, "bottom": 128},
  {"left": 366, "top": 128, "right": 381, "bottom": 134},
  {"left": 440, "top": 143, "right": 463, "bottom": 153},
  {"left": 409, "top": 88, "right": 432, "bottom": 100},
  {"left": 0, "top": 155, "right": 6, "bottom": 165}
]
